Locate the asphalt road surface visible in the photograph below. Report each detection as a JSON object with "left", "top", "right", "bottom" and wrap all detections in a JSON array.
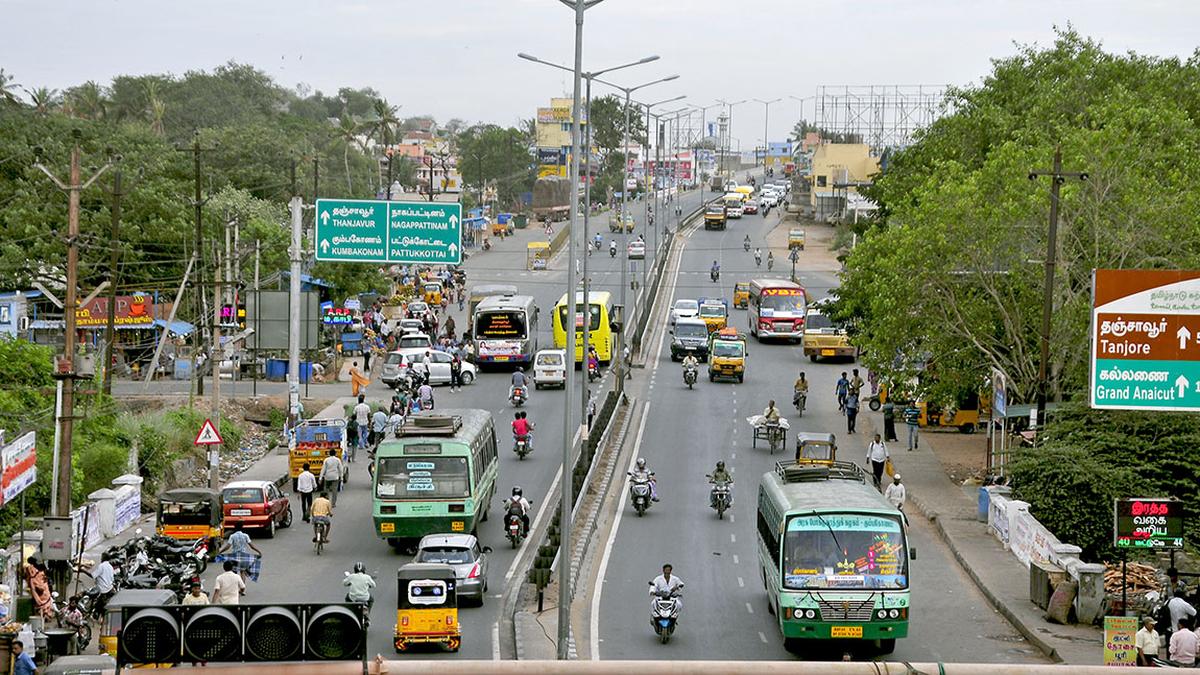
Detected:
[
  {"left": 195, "top": 186, "right": 711, "bottom": 659},
  {"left": 593, "top": 198, "right": 1048, "bottom": 664}
]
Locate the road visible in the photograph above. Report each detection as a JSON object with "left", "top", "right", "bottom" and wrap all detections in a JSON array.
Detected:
[
  {"left": 194, "top": 186, "right": 712, "bottom": 659},
  {"left": 593, "top": 199, "right": 1048, "bottom": 663}
]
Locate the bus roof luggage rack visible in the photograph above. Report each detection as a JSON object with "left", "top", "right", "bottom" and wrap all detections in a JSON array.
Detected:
[
  {"left": 775, "top": 460, "right": 865, "bottom": 484},
  {"left": 398, "top": 414, "right": 463, "bottom": 436}
]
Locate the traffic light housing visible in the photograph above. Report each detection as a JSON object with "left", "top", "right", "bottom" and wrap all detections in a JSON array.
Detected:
[{"left": 118, "top": 603, "right": 366, "bottom": 666}]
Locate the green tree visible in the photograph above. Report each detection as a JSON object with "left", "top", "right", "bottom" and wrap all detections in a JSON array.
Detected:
[
  {"left": 456, "top": 124, "right": 534, "bottom": 208},
  {"left": 588, "top": 94, "right": 647, "bottom": 153},
  {"left": 24, "top": 87, "right": 59, "bottom": 115},
  {"left": 0, "top": 68, "right": 21, "bottom": 106}
]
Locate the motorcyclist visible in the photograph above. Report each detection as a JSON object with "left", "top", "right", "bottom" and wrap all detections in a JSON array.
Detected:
[
  {"left": 709, "top": 461, "right": 733, "bottom": 506},
  {"left": 710, "top": 260, "right": 720, "bottom": 281},
  {"left": 587, "top": 346, "right": 600, "bottom": 376},
  {"left": 632, "top": 457, "right": 659, "bottom": 501},
  {"left": 343, "top": 561, "right": 376, "bottom": 608},
  {"left": 510, "top": 367, "right": 530, "bottom": 401},
  {"left": 594, "top": 233, "right": 603, "bottom": 250},
  {"left": 754, "top": 248, "right": 762, "bottom": 266},
  {"left": 512, "top": 411, "right": 533, "bottom": 450},
  {"left": 681, "top": 353, "right": 699, "bottom": 370},
  {"left": 793, "top": 372, "right": 809, "bottom": 411},
  {"left": 767, "top": 251, "right": 775, "bottom": 270},
  {"left": 504, "top": 486, "right": 532, "bottom": 536},
  {"left": 743, "top": 234, "right": 751, "bottom": 251},
  {"left": 609, "top": 240, "right": 618, "bottom": 256},
  {"left": 649, "top": 563, "right": 684, "bottom": 611}
]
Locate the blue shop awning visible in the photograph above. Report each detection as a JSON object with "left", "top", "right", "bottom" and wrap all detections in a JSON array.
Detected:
[{"left": 153, "top": 319, "right": 195, "bottom": 336}]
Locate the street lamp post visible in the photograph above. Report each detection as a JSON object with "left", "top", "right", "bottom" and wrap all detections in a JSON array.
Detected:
[
  {"left": 691, "top": 103, "right": 721, "bottom": 205},
  {"left": 518, "top": 53, "right": 661, "bottom": 416},
  {"left": 754, "top": 98, "right": 781, "bottom": 167},
  {"left": 716, "top": 99, "right": 747, "bottom": 175}
]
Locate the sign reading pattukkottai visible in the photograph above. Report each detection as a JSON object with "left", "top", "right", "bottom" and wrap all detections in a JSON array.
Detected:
[
  {"left": 1090, "top": 269, "right": 1200, "bottom": 411},
  {"left": 314, "top": 198, "right": 462, "bottom": 266}
]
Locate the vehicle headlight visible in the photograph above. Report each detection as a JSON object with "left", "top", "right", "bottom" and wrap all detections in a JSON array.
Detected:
[
  {"left": 805, "top": 609, "right": 817, "bottom": 619},
  {"left": 876, "top": 609, "right": 888, "bottom": 620},
  {"left": 889, "top": 609, "right": 900, "bottom": 619}
]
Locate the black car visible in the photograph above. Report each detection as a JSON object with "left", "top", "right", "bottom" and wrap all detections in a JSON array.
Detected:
[{"left": 670, "top": 318, "right": 710, "bottom": 361}]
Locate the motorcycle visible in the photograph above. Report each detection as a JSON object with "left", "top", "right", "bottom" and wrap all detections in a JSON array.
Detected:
[
  {"left": 510, "top": 386, "right": 527, "bottom": 407},
  {"left": 610, "top": 245, "right": 617, "bottom": 258},
  {"left": 649, "top": 585, "right": 681, "bottom": 644},
  {"left": 743, "top": 240, "right": 750, "bottom": 252},
  {"left": 683, "top": 365, "right": 697, "bottom": 389},
  {"left": 707, "top": 478, "right": 731, "bottom": 520},
  {"left": 710, "top": 269, "right": 719, "bottom": 283},
  {"left": 628, "top": 471, "right": 655, "bottom": 517},
  {"left": 587, "top": 361, "right": 599, "bottom": 383},
  {"left": 513, "top": 434, "right": 531, "bottom": 460},
  {"left": 767, "top": 256, "right": 775, "bottom": 271},
  {"left": 755, "top": 253, "right": 762, "bottom": 267},
  {"left": 793, "top": 390, "right": 807, "bottom": 417}
]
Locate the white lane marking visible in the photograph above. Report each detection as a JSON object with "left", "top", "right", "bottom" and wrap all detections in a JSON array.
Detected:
[
  {"left": 758, "top": 631, "right": 768, "bottom": 644},
  {"left": 746, "top": 602, "right": 754, "bottom": 615},
  {"left": 502, "top": 426, "right": 583, "bottom": 586},
  {"left": 733, "top": 554, "right": 740, "bottom": 565},
  {"left": 737, "top": 577, "right": 745, "bottom": 588},
  {"left": 491, "top": 621, "right": 500, "bottom": 660},
  {"left": 729, "top": 514, "right": 735, "bottom": 523},
  {"left": 730, "top": 533, "right": 736, "bottom": 543},
  {"left": 590, "top": 400, "right": 652, "bottom": 660}
]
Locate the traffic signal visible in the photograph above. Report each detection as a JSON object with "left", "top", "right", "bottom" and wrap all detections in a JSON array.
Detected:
[{"left": 118, "top": 603, "right": 366, "bottom": 666}]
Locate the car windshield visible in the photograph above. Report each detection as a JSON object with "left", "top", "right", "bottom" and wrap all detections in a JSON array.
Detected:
[
  {"left": 674, "top": 323, "right": 707, "bottom": 339},
  {"left": 783, "top": 513, "right": 908, "bottom": 590},
  {"left": 399, "top": 336, "right": 429, "bottom": 349},
  {"left": 674, "top": 301, "right": 698, "bottom": 313},
  {"left": 222, "top": 487, "right": 264, "bottom": 504},
  {"left": 712, "top": 341, "right": 744, "bottom": 358},
  {"left": 475, "top": 311, "right": 528, "bottom": 339},
  {"left": 537, "top": 353, "right": 564, "bottom": 366},
  {"left": 760, "top": 292, "right": 805, "bottom": 313},
  {"left": 376, "top": 456, "right": 471, "bottom": 499},
  {"left": 417, "top": 546, "right": 474, "bottom": 565},
  {"left": 700, "top": 305, "right": 725, "bottom": 318},
  {"left": 806, "top": 313, "right": 834, "bottom": 330},
  {"left": 706, "top": 205, "right": 724, "bottom": 214}
]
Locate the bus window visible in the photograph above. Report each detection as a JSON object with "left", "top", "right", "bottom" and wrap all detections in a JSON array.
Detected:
[
  {"left": 782, "top": 514, "right": 908, "bottom": 590},
  {"left": 376, "top": 456, "right": 471, "bottom": 499}
]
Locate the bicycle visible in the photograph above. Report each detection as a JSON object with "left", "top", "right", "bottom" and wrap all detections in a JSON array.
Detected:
[{"left": 314, "top": 519, "right": 330, "bottom": 555}]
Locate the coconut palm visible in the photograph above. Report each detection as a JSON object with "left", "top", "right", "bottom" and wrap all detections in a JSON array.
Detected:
[
  {"left": 0, "top": 69, "right": 21, "bottom": 106},
  {"left": 144, "top": 81, "right": 166, "bottom": 136},
  {"left": 335, "top": 113, "right": 362, "bottom": 194},
  {"left": 67, "top": 81, "right": 108, "bottom": 120},
  {"left": 25, "top": 87, "right": 60, "bottom": 115}
]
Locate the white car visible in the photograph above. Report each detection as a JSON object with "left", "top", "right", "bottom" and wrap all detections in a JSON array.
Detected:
[
  {"left": 669, "top": 299, "right": 699, "bottom": 326},
  {"left": 381, "top": 348, "right": 476, "bottom": 387},
  {"left": 628, "top": 240, "right": 646, "bottom": 260},
  {"left": 395, "top": 333, "right": 432, "bottom": 351},
  {"left": 533, "top": 349, "right": 567, "bottom": 389},
  {"left": 407, "top": 301, "right": 429, "bottom": 316},
  {"left": 397, "top": 318, "right": 424, "bottom": 335},
  {"left": 760, "top": 191, "right": 780, "bottom": 207}
]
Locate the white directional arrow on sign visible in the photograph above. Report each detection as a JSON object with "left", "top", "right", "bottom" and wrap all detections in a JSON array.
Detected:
[
  {"left": 448, "top": 243, "right": 458, "bottom": 256},
  {"left": 449, "top": 215, "right": 458, "bottom": 227},
  {"left": 320, "top": 239, "right": 330, "bottom": 253},
  {"left": 1176, "top": 374, "right": 1190, "bottom": 398},
  {"left": 1178, "top": 325, "right": 1192, "bottom": 350},
  {"left": 321, "top": 211, "right": 330, "bottom": 224}
]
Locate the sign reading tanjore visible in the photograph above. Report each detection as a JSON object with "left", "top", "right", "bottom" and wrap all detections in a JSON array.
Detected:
[{"left": 314, "top": 198, "right": 462, "bottom": 265}]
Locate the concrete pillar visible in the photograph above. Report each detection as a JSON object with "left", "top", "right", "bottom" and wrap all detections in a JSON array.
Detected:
[{"left": 87, "top": 488, "right": 117, "bottom": 538}]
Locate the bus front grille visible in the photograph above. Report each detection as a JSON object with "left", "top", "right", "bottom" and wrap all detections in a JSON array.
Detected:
[{"left": 817, "top": 599, "right": 875, "bottom": 622}]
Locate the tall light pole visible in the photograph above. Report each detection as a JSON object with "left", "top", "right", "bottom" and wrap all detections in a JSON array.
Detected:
[
  {"left": 691, "top": 103, "right": 721, "bottom": 200},
  {"left": 789, "top": 95, "right": 817, "bottom": 158},
  {"left": 716, "top": 99, "right": 747, "bottom": 175},
  {"left": 754, "top": 98, "right": 781, "bottom": 167},
  {"left": 518, "top": 52, "right": 661, "bottom": 415},
  {"left": 634, "top": 95, "right": 686, "bottom": 335},
  {"left": 662, "top": 107, "right": 690, "bottom": 235},
  {"left": 592, "top": 74, "right": 680, "bottom": 393}
]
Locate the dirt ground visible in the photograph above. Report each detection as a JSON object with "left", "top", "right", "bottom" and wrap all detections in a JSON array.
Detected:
[{"left": 923, "top": 427, "right": 992, "bottom": 484}]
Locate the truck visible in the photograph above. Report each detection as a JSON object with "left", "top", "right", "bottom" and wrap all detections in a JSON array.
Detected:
[
  {"left": 532, "top": 176, "right": 572, "bottom": 222},
  {"left": 704, "top": 202, "right": 727, "bottom": 230},
  {"left": 288, "top": 418, "right": 349, "bottom": 491}
]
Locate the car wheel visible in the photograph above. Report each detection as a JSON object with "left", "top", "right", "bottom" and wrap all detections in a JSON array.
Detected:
[
  {"left": 264, "top": 517, "right": 276, "bottom": 539},
  {"left": 809, "top": 354, "right": 818, "bottom": 362},
  {"left": 461, "top": 371, "right": 475, "bottom": 385},
  {"left": 281, "top": 507, "right": 293, "bottom": 529}
]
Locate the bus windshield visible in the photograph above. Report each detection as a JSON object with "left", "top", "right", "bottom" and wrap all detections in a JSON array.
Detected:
[
  {"left": 375, "top": 455, "right": 471, "bottom": 499},
  {"left": 783, "top": 513, "right": 908, "bottom": 590},
  {"left": 558, "top": 304, "right": 602, "bottom": 331},
  {"left": 760, "top": 291, "right": 805, "bottom": 313},
  {"left": 475, "top": 311, "right": 528, "bottom": 340}
]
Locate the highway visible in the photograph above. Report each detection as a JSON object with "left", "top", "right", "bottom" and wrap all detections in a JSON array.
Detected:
[
  {"left": 196, "top": 186, "right": 711, "bottom": 659},
  {"left": 592, "top": 198, "right": 1049, "bottom": 663}
]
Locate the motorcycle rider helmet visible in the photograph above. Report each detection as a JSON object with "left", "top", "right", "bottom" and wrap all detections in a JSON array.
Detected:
[
  {"left": 353, "top": 561, "right": 366, "bottom": 574},
  {"left": 512, "top": 486, "right": 523, "bottom": 497},
  {"left": 716, "top": 461, "right": 725, "bottom": 470},
  {"left": 636, "top": 458, "right": 647, "bottom": 470}
]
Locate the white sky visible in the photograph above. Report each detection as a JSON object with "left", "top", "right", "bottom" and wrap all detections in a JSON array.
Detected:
[{"left": 3, "top": 0, "right": 1198, "bottom": 146}]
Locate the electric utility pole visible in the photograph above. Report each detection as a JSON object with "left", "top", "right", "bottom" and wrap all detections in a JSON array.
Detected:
[
  {"left": 102, "top": 162, "right": 124, "bottom": 396},
  {"left": 177, "top": 134, "right": 215, "bottom": 397},
  {"left": 1028, "top": 146, "right": 1086, "bottom": 430}
]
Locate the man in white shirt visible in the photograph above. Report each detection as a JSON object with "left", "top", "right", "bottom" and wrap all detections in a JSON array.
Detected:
[
  {"left": 320, "top": 449, "right": 344, "bottom": 507},
  {"left": 212, "top": 560, "right": 246, "bottom": 604},
  {"left": 1169, "top": 590, "right": 1197, "bottom": 631},
  {"left": 352, "top": 395, "right": 371, "bottom": 461},
  {"left": 88, "top": 552, "right": 116, "bottom": 612},
  {"left": 866, "top": 434, "right": 890, "bottom": 490},
  {"left": 296, "top": 462, "right": 317, "bottom": 522},
  {"left": 1136, "top": 615, "right": 1160, "bottom": 666},
  {"left": 884, "top": 474, "right": 907, "bottom": 511},
  {"left": 649, "top": 563, "right": 684, "bottom": 612}
]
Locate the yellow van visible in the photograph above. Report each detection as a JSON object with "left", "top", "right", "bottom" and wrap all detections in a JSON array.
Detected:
[{"left": 734, "top": 185, "right": 754, "bottom": 201}]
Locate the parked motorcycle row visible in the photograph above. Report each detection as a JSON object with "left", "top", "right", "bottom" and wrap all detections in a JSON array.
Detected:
[{"left": 80, "top": 530, "right": 208, "bottom": 615}]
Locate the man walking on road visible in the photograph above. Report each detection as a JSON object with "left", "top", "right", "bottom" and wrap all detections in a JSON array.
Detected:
[
  {"left": 845, "top": 390, "right": 860, "bottom": 433},
  {"left": 296, "top": 462, "right": 317, "bottom": 522},
  {"left": 866, "top": 434, "right": 889, "bottom": 490},
  {"left": 904, "top": 403, "right": 921, "bottom": 450},
  {"left": 353, "top": 395, "right": 370, "bottom": 462},
  {"left": 884, "top": 474, "right": 906, "bottom": 510},
  {"left": 212, "top": 560, "right": 245, "bottom": 604},
  {"left": 320, "top": 449, "right": 344, "bottom": 506},
  {"left": 835, "top": 372, "right": 849, "bottom": 414}
]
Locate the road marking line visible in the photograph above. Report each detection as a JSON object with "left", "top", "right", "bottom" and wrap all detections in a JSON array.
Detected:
[
  {"left": 738, "top": 576, "right": 745, "bottom": 588},
  {"left": 502, "top": 427, "right": 582, "bottom": 587},
  {"left": 746, "top": 602, "right": 754, "bottom": 615},
  {"left": 733, "top": 554, "right": 740, "bottom": 565},
  {"left": 759, "top": 631, "right": 768, "bottom": 644},
  {"left": 491, "top": 621, "right": 500, "bottom": 660},
  {"left": 730, "top": 533, "right": 736, "bottom": 543},
  {"left": 729, "top": 513, "right": 735, "bottom": 523},
  {"left": 590, "top": 400, "right": 652, "bottom": 660}
]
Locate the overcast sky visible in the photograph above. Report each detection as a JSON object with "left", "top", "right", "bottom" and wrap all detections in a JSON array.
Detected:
[{"left": 4, "top": 0, "right": 1198, "bottom": 146}]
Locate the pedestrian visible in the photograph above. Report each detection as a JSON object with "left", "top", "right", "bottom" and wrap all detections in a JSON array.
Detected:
[
  {"left": 23, "top": 557, "right": 53, "bottom": 620},
  {"left": 11, "top": 640, "right": 36, "bottom": 675},
  {"left": 458, "top": 292, "right": 465, "bottom": 312},
  {"left": 182, "top": 581, "right": 210, "bottom": 606},
  {"left": 1137, "top": 614, "right": 1161, "bottom": 666},
  {"left": 882, "top": 399, "right": 898, "bottom": 442},
  {"left": 421, "top": 351, "right": 433, "bottom": 383},
  {"left": 835, "top": 372, "right": 849, "bottom": 414},
  {"left": 866, "top": 434, "right": 889, "bottom": 490},
  {"left": 349, "top": 360, "right": 370, "bottom": 397},
  {"left": 1169, "top": 588, "right": 1197, "bottom": 632},
  {"left": 845, "top": 390, "right": 860, "bottom": 433},
  {"left": 450, "top": 354, "right": 463, "bottom": 392},
  {"left": 884, "top": 474, "right": 906, "bottom": 510},
  {"left": 212, "top": 560, "right": 246, "bottom": 604},
  {"left": 352, "top": 395, "right": 370, "bottom": 461},
  {"left": 849, "top": 368, "right": 864, "bottom": 397},
  {"left": 217, "top": 522, "right": 263, "bottom": 583},
  {"left": 586, "top": 390, "right": 597, "bottom": 430},
  {"left": 371, "top": 408, "right": 388, "bottom": 447},
  {"left": 320, "top": 449, "right": 344, "bottom": 507},
  {"left": 903, "top": 402, "right": 921, "bottom": 450},
  {"left": 623, "top": 345, "right": 632, "bottom": 380},
  {"left": 1170, "top": 615, "right": 1198, "bottom": 666},
  {"left": 868, "top": 370, "right": 879, "bottom": 396},
  {"left": 296, "top": 462, "right": 317, "bottom": 522}
]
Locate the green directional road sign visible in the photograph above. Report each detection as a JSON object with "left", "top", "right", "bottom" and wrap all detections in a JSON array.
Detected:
[{"left": 314, "top": 198, "right": 462, "bottom": 265}]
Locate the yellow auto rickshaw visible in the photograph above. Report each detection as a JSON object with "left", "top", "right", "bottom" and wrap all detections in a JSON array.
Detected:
[
  {"left": 156, "top": 488, "right": 222, "bottom": 553},
  {"left": 733, "top": 282, "right": 750, "bottom": 309},
  {"left": 99, "top": 588, "right": 177, "bottom": 666},
  {"left": 918, "top": 391, "right": 982, "bottom": 434},
  {"left": 794, "top": 432, "right": 837, "bottom": 464},
  {"left": 527, "top": 241, "right": 550, "bottom": 270},
  {"left": 395, "top": 563, "right": 460, "bottom": 653},
  {"left": 422, "top": 281, "right": 444, "bottom": 305}
]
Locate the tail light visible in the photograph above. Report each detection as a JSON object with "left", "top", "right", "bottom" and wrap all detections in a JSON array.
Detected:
[
  {"left": 468, "top": 563, "right": 481, "bottom": 579},
  {"left": 446, "top": 616, "right": 454, "bottom": 625},
  {"left": 401, "top": 616, "right": 409, "bottom": 626}
]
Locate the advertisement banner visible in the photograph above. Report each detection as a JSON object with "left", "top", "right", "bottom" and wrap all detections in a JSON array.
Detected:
[
  {"left": 537, "top": 148, "right": 564, "bottom": 165},
  {"left": 1, "top": 431, "right": 37, "bottom": 506},
  {"left": 1114, "top": 498, "right": 1184, "bottom": 549},
  {"left": 537, "top": 107, "right": 587, "bottom": 124},
  {"left": 1103, "top": 615, "right": 1138, "bottom": 666},
  {"left": 75, "top": 293, "right": 155, "bottom": 328}
]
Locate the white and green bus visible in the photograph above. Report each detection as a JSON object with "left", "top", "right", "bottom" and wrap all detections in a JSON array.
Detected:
[
  {"left": 756, "top": 461, "right": 913, "bottom": 654},
  {"left": 372, "top": 410, "right": 498, "bottom": 547}
]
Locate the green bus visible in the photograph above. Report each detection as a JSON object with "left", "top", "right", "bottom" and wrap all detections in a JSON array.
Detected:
[
  {"left": 372, "top": 410, "right": 498, "bottom": 547},
  {"left": 756, "top": 460, "right": 913, "bottom": 654}
]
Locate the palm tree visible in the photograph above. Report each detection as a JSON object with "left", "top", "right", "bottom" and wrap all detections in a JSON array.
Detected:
[
  {"left": 67, "top": 81, "right": 108, "bottom": 121},
  {"left": 0, "top": 69, "right": 21, "bottom": 106},
  {"left": 335, "top": 113, "right": 361, "bottom": 194},
  {"left": 144, "top": 81, "right": 166, "bottom": 136},
  {"left": 25, "top": 87, "right": 60, "bottom": 115}
]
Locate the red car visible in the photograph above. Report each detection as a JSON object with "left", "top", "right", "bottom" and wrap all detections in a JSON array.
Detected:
[
  {"left": 742, "top": 199, "right": 759, "bottom": 214},
  {"left": 221, "top": 480, "right": 293, "bottom": 537}
]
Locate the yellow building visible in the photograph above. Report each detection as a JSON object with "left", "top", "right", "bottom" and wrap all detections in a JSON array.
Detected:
[
  {"left": 808, "top": 143, "right": 880, "bottom": 209},
  {"left": 535, "top": 98, "right": 589, "bottom": 176}
]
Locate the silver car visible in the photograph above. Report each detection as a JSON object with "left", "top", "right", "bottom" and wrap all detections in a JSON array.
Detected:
[{"left": 414, "top": 534, "right": 492, "bottom": 605}]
